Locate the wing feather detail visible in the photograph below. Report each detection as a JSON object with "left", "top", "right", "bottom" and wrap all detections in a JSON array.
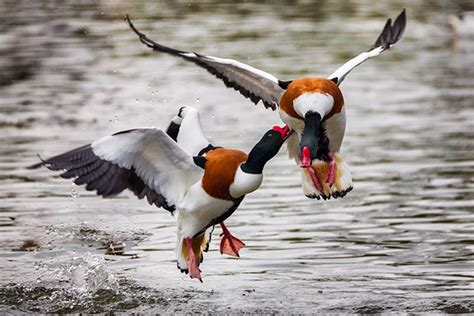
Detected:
[
  {"left": 172, "top": 107, "right": 211, "bottom": 156},
  {"left": 126, "top": 16, "right": 284, "bottom": 110},
  {"left": 328, "top": 9, "right": 407, "bottom": 85},
  {"left": 30, "top": 128, "right": 203, "bottom": 213}
]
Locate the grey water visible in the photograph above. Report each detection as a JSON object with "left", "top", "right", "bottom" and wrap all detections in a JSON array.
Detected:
[{"left": 1, "top": 0, "right": 473, "bottom": 313}]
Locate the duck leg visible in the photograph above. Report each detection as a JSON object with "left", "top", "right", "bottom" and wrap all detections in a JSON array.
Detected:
[
  {"left": 301, "top": 146, "right": 325, "bottom": 193},
  {"left": 219, "top": 222, "right": 245, "bottom": 257},
  {"left": 185, "top": 237, "right": 202, "bottom": 282},
  {"left": 305, "top": 165, "right": 324, "bottom": 192}
]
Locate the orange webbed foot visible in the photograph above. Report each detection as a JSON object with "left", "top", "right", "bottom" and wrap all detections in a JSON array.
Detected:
[
  {"left": 185, "top": 237, "right": 202, "bottom": 282},
  {"left": 219, "top": 223, "right": 245, "bottom": 257}
]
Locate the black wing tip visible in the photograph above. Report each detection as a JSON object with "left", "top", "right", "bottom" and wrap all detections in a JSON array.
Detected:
[
  {"left": 27, "top": 154, "right": 46, "bottom": 169},
  {"left": 372, "top": 9, "right": 407, "bottom": 50},
  {"left": 124, "top": 14, "right": 133, "bottom": 28},
  {"left": 124, "top": 14, "right": 155, "bottom": 49},
  {"left": 125, "top": 14, "right": 143, "bottom": 39},
  {"left": 125, "top": 14, "right": 188, "bottom": 57},
  {"left": 394, "top": 9, "right": 407, "bottom": 40}
]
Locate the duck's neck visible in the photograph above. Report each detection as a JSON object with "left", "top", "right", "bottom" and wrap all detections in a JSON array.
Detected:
[
  {"left": 228, "top": 143, "right": 270, "bottom": 198},
  {"left": 230, "top": 149, "right": 268, "bottom": 198},
  {"left": 240, "top": 152, "right": 267, "bottom": 175},
  {"left": 230, "top": 128, "right": 285, "bottom": 198},
  {"left": 229, "top": 167, "right": 263, "bottom": 199},
  {"left": 241, "top": 139, "right": 278, "bottom": 175}
]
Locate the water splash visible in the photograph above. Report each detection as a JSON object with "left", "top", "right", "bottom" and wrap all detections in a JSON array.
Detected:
[
  {"left": 2, "top": 252, "right": 173, "bottom": 313},
  {"left": 1, "top": 1, "right": 473, "bottom": 314},
  {"left": 41, "top": 223, "right": 148, "bottom": 256},
  {"left": 35, "top": 253, "right": 119, "bottom": 298},
  {"left": 0, "top": 278, "right": 174, "bottom": 313}
]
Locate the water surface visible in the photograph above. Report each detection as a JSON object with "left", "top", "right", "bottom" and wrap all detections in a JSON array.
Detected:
[{"left": 1, "top": 0, "right": 473, "bottom": 313}]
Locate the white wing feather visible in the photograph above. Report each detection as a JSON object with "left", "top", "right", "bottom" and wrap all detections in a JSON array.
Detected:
[
  {"left": 327, "top": 47, "right": 385, "bottom": 85},
  {"left": 328, "top": 9, "right": 406, "bottom": 85},
  {"left": 176, "top": 107, "right": 211, "bottom": 156},
  {"left": 92, "top": 128, "right": 203, "bottom": 205}
]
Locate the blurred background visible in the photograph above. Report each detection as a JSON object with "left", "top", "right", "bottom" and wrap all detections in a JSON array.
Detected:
[{"left": 0, "top": 0, "right": 473, "bottom": 313}]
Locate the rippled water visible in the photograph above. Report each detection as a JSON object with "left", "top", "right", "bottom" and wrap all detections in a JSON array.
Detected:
[{"left": 1, "top": 0, "right": 473, "bottom": 313}]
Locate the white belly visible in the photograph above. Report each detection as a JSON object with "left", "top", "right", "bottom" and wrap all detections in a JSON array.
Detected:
[{"left": 177, "top": 180, "right": 234, "bottom": 237}]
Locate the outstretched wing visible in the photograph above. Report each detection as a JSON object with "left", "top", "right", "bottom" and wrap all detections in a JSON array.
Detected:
[
  {"left": 126, "top": 16, "right": 285, "bottom": 110},
  {"left": 328, "top": 9, "right": 407, "bottom": 85},
  {"left": 165, "top": 106, "right": 212, "bottom": 156},
  {"left": 29, "top": 128, "right": 203, "bottom": 213}
]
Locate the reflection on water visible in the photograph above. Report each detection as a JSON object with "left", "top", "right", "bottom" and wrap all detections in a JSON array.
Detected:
[{"left": 1, "top": 0, "right": 473, "bottom": 313}]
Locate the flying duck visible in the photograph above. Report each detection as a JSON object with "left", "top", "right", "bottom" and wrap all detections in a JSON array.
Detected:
[
  {"left": 126, "top": 9, "right": 406, "bottom": 200},
  {"left": 29, "top": 107, "right": 290, "bottom": 281}
]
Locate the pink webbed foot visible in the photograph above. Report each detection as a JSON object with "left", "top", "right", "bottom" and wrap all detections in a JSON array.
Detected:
[
  {"left": 185, "top": 238, "right": 202, "bottom": 282},
  {"left": 326, "top": 152, "right": 336, "bottom": 187},
  {"left": 300, "top": 146, "right": 324, "bottom": 192},
  {"left": 219, "top": 222, "right": 245, "bottom": 257},
  {"left": 306, "top": 166, "right": 324, "bottom": 192}
]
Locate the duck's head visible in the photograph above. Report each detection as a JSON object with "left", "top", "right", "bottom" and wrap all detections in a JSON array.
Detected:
[
  {"left": 241, "top": 125, "right": 291, "bottom": 174},
  {"left": 284, "top": 78, "right": 343, "bottom": 168},
  {"left": 295, "top": 94, "right": 331, "bottom": 168}
]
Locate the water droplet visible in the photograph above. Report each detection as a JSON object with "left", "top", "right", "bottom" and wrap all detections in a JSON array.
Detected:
[
  {"left": 70, "top": 188, "right": 79, "bottom": 199},
  {"left": 195, "top": 98, "right": 200, "bottom": 103}
]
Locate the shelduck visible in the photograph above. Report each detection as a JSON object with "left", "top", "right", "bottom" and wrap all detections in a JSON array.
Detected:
[
  {"left": 29, "top": 107, "right": 290, "bottom": 281},
  {"left": 126, "top": 9, "right": 407, "bottom": 200}
]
